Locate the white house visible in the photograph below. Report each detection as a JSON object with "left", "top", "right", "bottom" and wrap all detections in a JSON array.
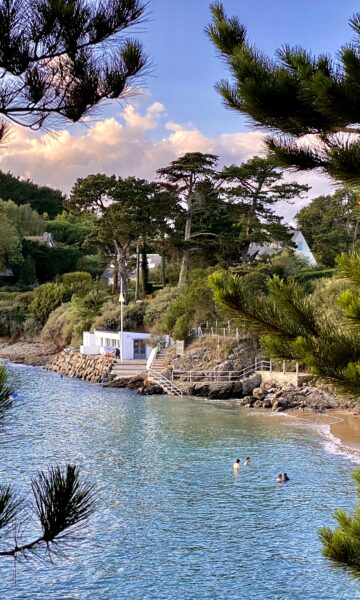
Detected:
[
  {"left": 80, "top": 329, "right": 153, "bottom": 360},
  {"left": 248, "top": 230, "right": 317, "bottom": 266}
]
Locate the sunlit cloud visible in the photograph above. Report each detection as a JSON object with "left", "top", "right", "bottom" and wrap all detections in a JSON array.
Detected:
[{"left": 0, "top": 98, "right": 333, "bottom": 219}]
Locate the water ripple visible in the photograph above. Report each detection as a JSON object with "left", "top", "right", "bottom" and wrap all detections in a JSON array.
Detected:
[{"left": 0, "top": 366, "right": 358, "bottom": 599}]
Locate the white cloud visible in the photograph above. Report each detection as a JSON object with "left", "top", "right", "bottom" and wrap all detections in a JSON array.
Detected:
[{"left": 0, "top": 99, "right": 333, "bottom": 218}]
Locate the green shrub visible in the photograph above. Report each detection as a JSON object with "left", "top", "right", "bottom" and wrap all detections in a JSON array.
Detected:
[
  {"left": 41, "top": 303, "right": 79, "bottom": 348},
  {"left": 30, "top": 283, "right": 66, "bottom": 324},
  {"left": 0, "top": 306, "right": 26, "bottom": 337},
  {"left": 0, "top": 364, "right": 14, "bottom": 405},
  {"left": 143, "top": 287, "right": 181, "bottom": 329},
  {"left": 172, "top": 314, "right": 192, "bottom": 340},
  {"left": 23, "top": 314, "right": 42, "bottom": 338},
  {"left": 93, "top": 300, "right": 146, "bottom": 331},
  {"left": 58, "top": 271, "right": 93, "bottom": 298},
  {"left": 77, "top": 253, "right": 106, "bottom": 278}
]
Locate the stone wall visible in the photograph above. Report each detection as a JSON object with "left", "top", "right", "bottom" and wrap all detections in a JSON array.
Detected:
[{"left": 46, "top": 350, "right": 116, "bottom": 383}]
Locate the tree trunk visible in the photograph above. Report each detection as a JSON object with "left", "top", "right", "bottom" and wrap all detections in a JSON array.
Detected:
[
  {"left": 178, "top": 248, "right": 190, "bottom": 288},
  {"left": 115, "top": 242, "right": 128, "bottom": 304},
  {"left": 112, "top": 257, "right": 118, "bottom": 295},
  {"left": 178, "top": 198, "right": 192, "bottom": 288},
  {"left": 161, "top": 251, "right": 166, "bottom": 286},
  {"left": 135, "top": 239, "right": 140, "bottom": 300},
  {"left": 141, "top": 238, "right": 149, "bottom": 295}
]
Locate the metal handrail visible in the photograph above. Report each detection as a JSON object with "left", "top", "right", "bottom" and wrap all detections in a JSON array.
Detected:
[
  {"left": 171, "top": 360, "right": 272, "bottom": 382},
  {"left": 148, "top": 368, "right": 183, "bottom": 397}
]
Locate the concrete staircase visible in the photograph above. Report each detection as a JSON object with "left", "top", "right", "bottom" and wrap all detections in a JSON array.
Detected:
[
  {"left": 111, "top": 359, "right": 147, "bottom": 379},
  {"left": 151, "top": 352, "right": 168, "bottom": 373}
]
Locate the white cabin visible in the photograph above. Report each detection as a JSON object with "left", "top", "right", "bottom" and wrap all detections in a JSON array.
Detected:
[{"left": 80, "top": 329, "right": 153, "bottom": 360}]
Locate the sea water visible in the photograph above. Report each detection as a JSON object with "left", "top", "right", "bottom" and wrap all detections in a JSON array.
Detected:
[{"left": 0, "top": 365, "right": 359, "bottom": 600}]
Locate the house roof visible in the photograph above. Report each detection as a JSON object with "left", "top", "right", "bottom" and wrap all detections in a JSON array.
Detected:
[{"left": 23, "top": 232, "right": 54, "bottom": 247}]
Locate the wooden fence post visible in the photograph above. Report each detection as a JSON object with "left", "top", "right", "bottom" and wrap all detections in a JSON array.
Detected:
[{"left": 283, "top": 360, "right": 286, "bottom": 375}]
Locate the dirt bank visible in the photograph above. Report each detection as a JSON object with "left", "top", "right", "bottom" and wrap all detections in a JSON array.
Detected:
[{"left": 0, "top": 340, "right": 57, "bottom": 366}]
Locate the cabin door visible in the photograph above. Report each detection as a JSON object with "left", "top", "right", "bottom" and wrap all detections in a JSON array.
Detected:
[{"left": 133, "top": 339, "right": 146, "bottom": 359}]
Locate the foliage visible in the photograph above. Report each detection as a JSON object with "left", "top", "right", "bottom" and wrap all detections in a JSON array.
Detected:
[
  {"left": 0, "top": 0, "right": 148, "bottom": 145},
  {"left": 143, "top": 287, "right": 182, "bottom": 329},
  {"left": 58, "top": 272, "right": 93, "bottom": 298},
  {"left": 0, "top": 216, "right": 22, "bottom": 270},
  {"left": 219, "top": 157, "right": 308, "bottom": 257},
  {"left": 77, "top": 253, "right": 107, "bottom": 279},
  {"left": 207, "top": 3, "right": 360, "bottom": 186},
  {"left": 41, "top": 303, "right": 79, "bottom": 349},
  {"left": 270, "top": 250, "right": 309, "bottom": 278},
  {"left": 0, "top": 365, "right": 14, "bottom": 408},
  {"left": 30, "top": 283, "right": 66, "bottom": 325},
  {"left": 0, "top": 465, "right": 95, "bottom": 560},
  {"left": 93, "top": 300, "right": 147, "bottom": 331},
  {"left": 46, "top": 218, "right": 93, "bottom": 246},
  {"left": 296, "top": 188, "right": 359, "bottom": 265},
  {"left": 23, "top": 241, "right": 82, "bottom": 283},
  {"left": 0, "top": 306, "right": 26, "bottom": 337},
  {"left": 17, "top": 256, "right": 37, "bottom": 287},
  {"left": 0, "top": 172, "right": 64, "bottom": 217},
  {"left": 68, "top": 175, "right": 178, "bottom": 301},
  {"left": 209, "top": 260, "right": 360, "bottom": 392},
  {"left": 157, "top": 152, "right": 219, "bottom": 286},
  {"left": 158, "top": 273, "right": 218, "bottom": 338},
  {"left": 0, "top": 199, "right": 44, "bottom": 235},
  {"left": 319, "top": 468, "right": 360, "bottom": 570},
  {"left": 172, "top": 314, "right": 193, "bottom": 341}
]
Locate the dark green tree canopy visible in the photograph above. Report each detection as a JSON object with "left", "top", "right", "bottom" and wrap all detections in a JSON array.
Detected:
[
  {"left": 219, "top": 156, "right": 309, "bottom": 254},
  {"left": 296, "top": 187, "right": 359, "bottom": 265},
  {"left": 0, "top": 0, "right": 148, "bottom": 142},
  {"left": 206, "top": 2, "right": 360, "bottom": 186},
  {"left": 0, "top": 171, "right": 64, "bottom": 216}
]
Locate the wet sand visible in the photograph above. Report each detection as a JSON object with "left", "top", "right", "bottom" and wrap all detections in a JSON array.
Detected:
[
  {"left": 329, "top": 412, "right": 360, "bottom": 452},
  {"left": 289, "top": 410, "right": 360, "bottom": 455}
]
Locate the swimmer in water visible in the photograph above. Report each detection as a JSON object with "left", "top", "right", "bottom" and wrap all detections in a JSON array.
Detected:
[
  {"left": 282, "top": 473, "right": 289, "bottom": 482},
  {"left": 276, "top": 474, "right": 283, "bottom": 483},
  {"left": 233, "top": 458, "right": 241, "bottom": 472},
  {"left": 244, "top": 457, "right": 251, "bottom": 466}
]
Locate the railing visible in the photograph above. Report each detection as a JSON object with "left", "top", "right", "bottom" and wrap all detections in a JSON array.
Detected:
[
  {"left": 146, "top": 345, "right": 159, "bottom": 371},
  {"left": 148, "top": 368, "right": 183, "bottom": 397},
  {"left": 190, "top": 325, "right": 247, "bottom": 340},
  {"left": 171, "top": 360, "right": 272, "bottom": 382}
]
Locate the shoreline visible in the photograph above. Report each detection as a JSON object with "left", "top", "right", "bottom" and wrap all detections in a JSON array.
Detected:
[{"left": 1, "top": 343, "right": 360, "bottom": 459}]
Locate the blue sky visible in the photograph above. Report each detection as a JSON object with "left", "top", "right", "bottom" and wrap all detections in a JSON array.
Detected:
[
  {"left": 2, "top": 0, "right": 358, "bottom": 215},
  {"left": 143, "top": 0, "right": 359, "bottom": 136}
]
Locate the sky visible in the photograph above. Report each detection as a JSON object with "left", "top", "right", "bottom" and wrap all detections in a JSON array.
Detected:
[{"left": 0, "top": 0, "right": 359, "bottom": 220}]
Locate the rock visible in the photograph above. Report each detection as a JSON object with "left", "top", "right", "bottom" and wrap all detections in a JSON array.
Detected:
[{"left": 252, "top": 387, "right": 265, "bottom": 399}]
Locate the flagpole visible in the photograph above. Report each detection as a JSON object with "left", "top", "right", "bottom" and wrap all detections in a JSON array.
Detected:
[{"left": 119, "top": 277, "right": 124, "bottom": 364}]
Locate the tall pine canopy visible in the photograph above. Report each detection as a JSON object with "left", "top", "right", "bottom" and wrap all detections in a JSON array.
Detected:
[
  {"left": 0, "top": 0, "right": 148, "bottom": 143},
  {"left": 206, "top": 2, "right": 360, "bottom": 186}
]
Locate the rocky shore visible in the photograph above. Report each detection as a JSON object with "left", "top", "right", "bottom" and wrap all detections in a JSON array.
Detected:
[
  {"left": 45, "top": 350, "right": 116, "bottom": 383},
  {"left": 237, "top": 381, "right": 360, "bottom": 414}
]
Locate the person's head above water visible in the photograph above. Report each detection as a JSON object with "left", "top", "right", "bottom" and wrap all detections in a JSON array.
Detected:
[{"left": 236, "top": 458, "right": 241, "bottom": 464}]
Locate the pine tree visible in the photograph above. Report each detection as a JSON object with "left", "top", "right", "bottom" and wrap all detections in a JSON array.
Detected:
[
  {"left": 157, "top": 153, "right": 219, "bottom": 287},
  {"left": 219, "top": 156, "right": 309, "bottom": 260},
  {"left": 0, "top": 0, "right": 148, "bottom": 142},
  {"left": 209, "top": 253, "right": 360, "bottom": 392},
  {"left": 206, "top": 2, "right": 360, "bottom": 186},
  {"left": 320, "top": 468, "right": 360, "bottom": 570}
]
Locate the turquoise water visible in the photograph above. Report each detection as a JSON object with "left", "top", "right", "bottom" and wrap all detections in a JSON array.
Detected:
[{"left": 0, "top": 365, "right": 359, "bottom": 599}]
